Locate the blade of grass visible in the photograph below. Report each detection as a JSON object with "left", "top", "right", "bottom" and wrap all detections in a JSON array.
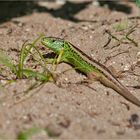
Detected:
[
  {"left": 125, "top": 24, "right": 138, "bottom": 47},
  {"left": 0, "top": 50, "right": 17, "bottom": 73},
  {"left": 18, "top": 35, "right": 44, "bottom": 78},
  {"left": 19, "top": 35, "right": 54, "bottom": 81},
  {"left": 21, "top": 69, "right": 51, "bottom": 82},
  {"left": 113, "top": 21, "right": 128, "bottom": 31},
  {"left": 18, "top": 42, "right": 32, "bottom": 78},
  {"left": 13, "top": 81, "right": 45, "bottom": 106},
  {"left": 17, "top": 127, "right": 43, "bottom": 140},
  {"left": 136, "top": 0, "right": 140, "bottom": 8}
]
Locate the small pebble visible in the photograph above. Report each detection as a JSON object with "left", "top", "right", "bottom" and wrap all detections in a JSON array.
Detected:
[
  {"left": 129, "top": 113, "right": 140, "bottom": 130},
  {"left": 92, "top": 0, "right": 100, "bottom": 6},
  {"left": 123, "top": 64, "right": 130, "bottom": 71},
  {"left": 90, "top": 35, "right": 93, "bottom": 39},
  {"left": 25, "top": 28, "right": 30, "bottom": 32},
  {"left": 6, "top": 28, "right": 12, "bottom": 35},
  {"left": 64, "top": 77, "right": 68, "bottom": 81},
  {"left": 56, "top": 0, "right": 66, "bottom": 4},
  {"left": 130, "top": 114, "right": 139, "bottom": 124}
]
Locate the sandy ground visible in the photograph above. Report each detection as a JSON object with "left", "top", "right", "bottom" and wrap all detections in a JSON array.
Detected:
[{"left": 0, "top": 0, "right": 140, "bottom": 139}]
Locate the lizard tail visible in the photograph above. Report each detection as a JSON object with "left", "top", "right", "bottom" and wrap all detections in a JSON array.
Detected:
[
  {"left": 115, "top": 85, "right": 140, "bottom": 107},
  {"left": 100, "top": 75, "right": 140, "bottom": 107},
  {"left": 116, "top": 86, "right": 140, "bottom": 107}
]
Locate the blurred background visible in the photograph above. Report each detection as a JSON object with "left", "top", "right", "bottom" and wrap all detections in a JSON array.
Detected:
[{"left": 0, "top": 0, "right": 139, "bottom": 24}]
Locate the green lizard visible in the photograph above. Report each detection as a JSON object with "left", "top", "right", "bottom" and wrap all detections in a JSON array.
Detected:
[{"left": 41, "top": 37, "right": 140, "bottom": 107}]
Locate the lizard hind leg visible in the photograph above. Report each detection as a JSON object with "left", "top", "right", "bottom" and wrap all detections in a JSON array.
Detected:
[{"left": 87, "top": 72, "right": 101, "bottom": 82}]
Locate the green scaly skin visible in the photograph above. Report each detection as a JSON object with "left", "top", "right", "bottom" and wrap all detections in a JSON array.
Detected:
[{"left": 41, "top": 37, "right": 140, "bottom": 107}]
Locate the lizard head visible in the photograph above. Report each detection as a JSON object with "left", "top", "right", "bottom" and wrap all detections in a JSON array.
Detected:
[{"left": 41, "top": 37, "right": 65, "bottom": 54}]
